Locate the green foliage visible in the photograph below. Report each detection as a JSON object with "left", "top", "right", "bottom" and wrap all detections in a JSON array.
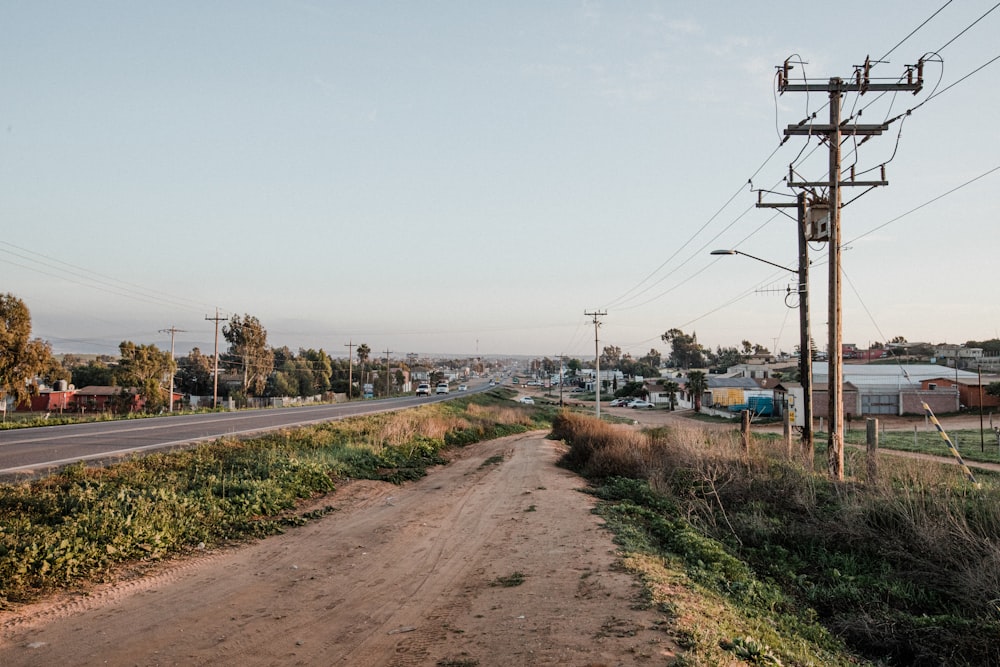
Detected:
[
  {"left": 0, "top": 394, "right": 528, "bottom": 604},
  {"left": 0, "top": 293, "right": 54, "bottom": 406}
]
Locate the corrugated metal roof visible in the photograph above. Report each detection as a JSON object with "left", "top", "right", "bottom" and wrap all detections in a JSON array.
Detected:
[{"left": 813, "top": 363, "right": 978, "bottom": 388}]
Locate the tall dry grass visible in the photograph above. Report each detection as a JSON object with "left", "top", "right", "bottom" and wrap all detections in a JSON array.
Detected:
[{"left": 554, "top": 410, "right": 1000, "bottom": 663}]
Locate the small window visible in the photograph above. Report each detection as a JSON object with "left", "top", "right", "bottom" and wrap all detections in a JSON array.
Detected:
[{"left": 928, "top": 383, "right": 937, "bottom": 390}]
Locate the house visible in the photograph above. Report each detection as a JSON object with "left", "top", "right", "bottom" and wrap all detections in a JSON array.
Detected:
[
  {"left": 72, "top": 386, "right": 144, "bottom": 413},
  {"left": 812, "top": 363, "right": 974, "bottom": 416},
  {"left": 920, "top": 376, "right": 1000, "bottom": 410}
]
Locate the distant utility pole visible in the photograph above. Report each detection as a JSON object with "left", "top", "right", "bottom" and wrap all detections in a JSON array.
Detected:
[
  {"left": 205, "top": 309, "right": 226, "bottom": 410},
  {"left": 383, "top": 349, "right": 393, "bottom": 397},
  {"left": 159, "top": 326, "right": 186, "bottom": 413},
  {"left": 585, "top": 310, "right": 607, "bottom": 419},
  {"left": 778, "top": 56, "right": 923, "bottom": 479},
  {"left": 344, "top": 340, "right": 354, "bottom": 400}
]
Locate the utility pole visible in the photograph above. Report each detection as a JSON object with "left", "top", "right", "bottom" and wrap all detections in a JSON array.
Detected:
[
  {"left": 383, "top": 349, "right": 393, "bottom": 398},
  {"left": 585, "top": 310, "right": 607, "bottom": 419},
  {"left": 778, "top": 57, "right": 922, "bottom": 479},
  {"left": 755, "top": 192, "right": 814, "bottom": 464},
  {"left": 344, "top": 340, "right": 354, "bottom": 400},
  {"left": 205, "top": 309, "right": 226, "bottom": 410},
  {"left": 159, "top": 326, "right": 186, "bottom": 413}
]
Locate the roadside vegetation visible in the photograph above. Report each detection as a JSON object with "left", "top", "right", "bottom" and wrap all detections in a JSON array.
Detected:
[
  {"left": 0, "top": 390, "right": 543, "bottom": 607},
  {"left": 553, "top": 411, "right": 1000, "bottom": 666}
]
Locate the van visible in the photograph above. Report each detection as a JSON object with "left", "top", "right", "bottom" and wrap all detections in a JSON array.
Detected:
[{"left": 436, "top": 382, "right": 450, "bottom": 395}]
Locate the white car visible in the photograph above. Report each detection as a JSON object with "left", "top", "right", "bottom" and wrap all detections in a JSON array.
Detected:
[
  {"left": 416, "top": 383, "right": 431, "bottom": 396},
  {"left": 518, "top": 396, "right": 535, "bottom": 405},
  {"left": 627, "top": 399, "right": 654, "bottom": 409},
  {"left": 609, "top": 398, "right": 630, "bottom": 407},
  {"left": 458, "top": 384, "right": 468, "bottom": 391}
]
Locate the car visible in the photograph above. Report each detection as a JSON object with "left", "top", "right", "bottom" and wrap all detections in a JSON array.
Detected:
[
  {"left": 458, "top": 384, "right": 468, "bottom": 391},
  {"left": 627, "top": 399, "right": 654, "bottom": 409},
  {"left": 518, "top": 396, "right": 535, "bottom": 404},
  {"left": 571, "top": 387, "right": 585, "bottom": 393},
  {"left": 416, "top": 383, "right": 431, "bottom": 396},
  {"left": 609, "top": 398, "right": 630, "bottom": 407},
  {"left": 436, "top": 382, "right": 450, "bottom": 395}
]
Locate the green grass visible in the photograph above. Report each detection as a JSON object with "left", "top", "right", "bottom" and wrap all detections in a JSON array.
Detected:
[
  {"left": 0, "top": 394, "right": 544, "bottom": 607},
  {"left": 839, "top": 426, "right": 1000, "bottom": 464}
]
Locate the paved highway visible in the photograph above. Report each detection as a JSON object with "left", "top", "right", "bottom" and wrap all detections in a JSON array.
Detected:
[{"left": 0, "top": 389, "right": 483, "bottom": 479}]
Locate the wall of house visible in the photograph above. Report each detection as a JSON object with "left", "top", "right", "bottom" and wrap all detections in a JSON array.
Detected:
[
  {"left": 811, "top": 389, "right": 860, "bottom": 419},
  {"left": 901, "top": 390, "right": 958, "bottom": 415}
]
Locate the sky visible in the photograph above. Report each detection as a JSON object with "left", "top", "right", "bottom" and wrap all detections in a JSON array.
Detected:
[{"left": 2, "top": 1, "right": 998, "bottom": 362}]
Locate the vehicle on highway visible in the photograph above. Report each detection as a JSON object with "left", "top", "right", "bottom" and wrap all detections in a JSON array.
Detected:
[
  {"left": 627, "top": 399, "right": 654, "bottom": 409},
  {"left": 518, "top": 396, "right": 535, "bottom": 405},
  {"left": 436, "top": 382, "right": 450, "bottom": 395},
  {"left": 458, "top": 384, "right": 468, "bottom": 391},
  {"left": 416, "top": 383, "right": 431, "bottom": 396}
]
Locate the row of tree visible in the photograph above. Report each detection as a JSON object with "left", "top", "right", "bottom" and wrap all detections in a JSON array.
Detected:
[{"left": 1, "top": 293, "right": 495, "bottom": 413}]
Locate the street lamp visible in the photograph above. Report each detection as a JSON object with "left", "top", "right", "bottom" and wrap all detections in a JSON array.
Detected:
[{"left": 711, "top": 247, "right": 814, "bottom": 459}]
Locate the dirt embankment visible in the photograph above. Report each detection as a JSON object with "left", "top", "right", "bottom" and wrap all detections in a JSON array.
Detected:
[{"left": 0, "top": 432, "right": 677, "bottom": 666}]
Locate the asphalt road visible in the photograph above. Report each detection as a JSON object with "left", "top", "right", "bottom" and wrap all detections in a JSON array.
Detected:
[{"left": 0, "top": 389, "right": 482, "bottom": 479}]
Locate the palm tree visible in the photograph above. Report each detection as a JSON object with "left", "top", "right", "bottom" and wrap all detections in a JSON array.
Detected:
[
  {"left": 687, "top": 370, "right": 707, "bottom": 412},
  {"left": 661, "top": 380, "right": 679, "bottom": 411},
  {"left": 356, "top": 343, "right": 370, "bottom": 389}
]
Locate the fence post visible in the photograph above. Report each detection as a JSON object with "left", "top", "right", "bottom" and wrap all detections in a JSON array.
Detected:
[
  {"left": 866, "top": 418, "right": 879, "bottom": 483},
  {"left": 741, "top": 409, "right": 751, "bottom": 455},
  {"left": 783, "top": 404, "right": 792, "bottom": 459}
]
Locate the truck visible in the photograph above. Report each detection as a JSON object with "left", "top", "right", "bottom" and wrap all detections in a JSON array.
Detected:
[{"left": 436, "top": 382, "right": 450, "bottom": 395}]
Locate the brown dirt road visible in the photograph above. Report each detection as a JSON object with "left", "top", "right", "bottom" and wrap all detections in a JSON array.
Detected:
[{"left": 0, "top": 432, "right": 677, "bottom": 667}]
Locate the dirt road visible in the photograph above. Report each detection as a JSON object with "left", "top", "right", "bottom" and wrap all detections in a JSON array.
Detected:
[{"left": 0, "top": 432, "right": 677, "bottom": 666}]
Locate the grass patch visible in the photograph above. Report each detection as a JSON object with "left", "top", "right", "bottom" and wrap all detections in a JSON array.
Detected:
[
  {"left": 490, "top": 571, "right": 526, "bottom": 587},
  {"left": 479, "top": 455, "right": 505, "bottom": 469},
  {"left": 0, "top": 394, "right": 541, "bottom": 607},
  {"left": 553, "top": 411, "right": 1000, "bottom": 666}
]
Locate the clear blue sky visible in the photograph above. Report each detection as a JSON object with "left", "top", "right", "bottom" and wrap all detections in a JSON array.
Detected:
[{"left": 2, "top": 1, "right": 998, "bottom": 360}]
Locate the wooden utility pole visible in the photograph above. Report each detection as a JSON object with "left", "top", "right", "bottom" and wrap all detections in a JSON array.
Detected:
[
  {"left": 585, "top": 311, "right": 606, "bottom": 419},
  {"left": 159, "top": 326, "right": 186, "bottom": 412},
  {"left": 344, "top": 340, "right": 354, "bottom": 400},
  {"left": 755, "top": 192, "right": 814, "bottom": 466},
  {"left": 205, "top": 309, "right": 226, "bottom": 410},
  {"left": 778, "top": 57, "right": 922, "bottom": 479},
  {"left": 383, "top": 349, "right": 393, "bottom": 398}
]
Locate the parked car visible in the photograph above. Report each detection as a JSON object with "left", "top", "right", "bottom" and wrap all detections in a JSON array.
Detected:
[
  {"left": 518, "top": 396, "right": 535, "bottom": 404},
  {"left": 416, "top": 383, "right": 431, "bottom": 396},
  {"left": 627, "top": 399, "right": 654, "bottom": 409},
  {"left": 609, "top": 398, "right": 630, "bottom": 407},
  {"left": 571, "top": 387, "right": 585, "bottom": 393}
]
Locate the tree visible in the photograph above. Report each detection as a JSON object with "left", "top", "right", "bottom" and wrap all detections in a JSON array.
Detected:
[
  {"left": 661, "top": 328, "right": 707, "bottom": 369},
  {"left": 114, "top": 341, "right": 175, "bottom": 412},
  {"left": 72, "top": 360, "right": 114, "bottom": 388},
  {"left": 223, "top": 314, "right": 274, "bottom": 396},
  {"left": 176, "top": 347, "right": 214, "bottom": 396},
  {"left": 687, "top": 370, "right": 708, "bottom": 412},
  {"left": 714, "top": 346, "right": 745, "bottom": 371},
  {"left": 356, "top": 343, "right": 371, "bottom": 387},
  {"left": 986, "top": 382, "right": 1000, "bottom": 399},
  {"left": 661, "top": 380, "right": 679, "bottom": 410},
  {"left": 0, "top": 294, "right": 54, "bottom": 407},
  {"left": 600, "top": 345, "right": 622, "bottom": 369}
]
